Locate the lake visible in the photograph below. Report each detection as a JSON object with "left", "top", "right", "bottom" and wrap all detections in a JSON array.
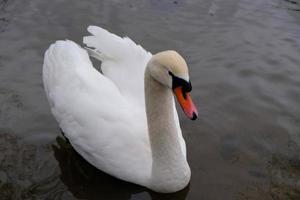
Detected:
[{"left": 0, "top": 0, "right": 299, "bottom": 199}]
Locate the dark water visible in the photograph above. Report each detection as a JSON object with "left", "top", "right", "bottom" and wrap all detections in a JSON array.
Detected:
[{"left": 0, "top": 0, "right": 300, "bottom": 199}]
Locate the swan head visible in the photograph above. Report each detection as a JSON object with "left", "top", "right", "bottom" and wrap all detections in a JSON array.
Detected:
[{"left": 148, "top": 50, "right": 198, "bottom": 120}]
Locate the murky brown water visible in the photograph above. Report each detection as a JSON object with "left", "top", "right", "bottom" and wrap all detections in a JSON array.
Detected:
[{"left": 0, "top": 0, "right": 300, "bottom": 199}]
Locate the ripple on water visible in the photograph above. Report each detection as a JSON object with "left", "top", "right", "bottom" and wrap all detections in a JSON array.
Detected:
[
  {"left": 0, "top": 133, "right": 69, "bottom": 199},
  {"left": 0, "top": 0, "right": 300, "bottom": 199}
]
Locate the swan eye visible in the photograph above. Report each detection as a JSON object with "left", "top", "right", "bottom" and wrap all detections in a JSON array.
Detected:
[{"left": 168, "top": 71, "right": 192, "bottom": 95}]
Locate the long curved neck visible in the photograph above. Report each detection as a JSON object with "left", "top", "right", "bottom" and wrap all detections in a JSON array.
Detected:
[{"left": 144, "top": 65, "right": 190, "bottom": 192}]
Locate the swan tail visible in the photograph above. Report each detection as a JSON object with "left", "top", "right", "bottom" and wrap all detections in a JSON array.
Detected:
[{"left": 42, "top": 40, "right": 93, "bottom": 106}]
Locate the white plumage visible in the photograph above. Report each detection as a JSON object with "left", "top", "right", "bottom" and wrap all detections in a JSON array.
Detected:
[{"left": 43, "top": 26, "right": 189, "bottom": 192}]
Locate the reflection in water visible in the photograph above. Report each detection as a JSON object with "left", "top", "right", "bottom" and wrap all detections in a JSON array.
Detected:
[
  {"left": 0, "top": 133, "right": 68, "bottom": 199},
  {"left": 267, "top": 154, "right": 300, "bottom": 199},
  {"left": 53, "top": 136, "right": 190, "bottom": 200},
  {"left": 0, "top": 133, "right": 298, "bottom": 199}
]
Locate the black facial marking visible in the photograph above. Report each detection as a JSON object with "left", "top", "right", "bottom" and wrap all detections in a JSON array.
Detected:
[{"left": 169, "top": 71, "right": 192, "bottom": 99}]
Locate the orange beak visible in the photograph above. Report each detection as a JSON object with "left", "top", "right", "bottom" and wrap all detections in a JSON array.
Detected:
[{"left": 173, "top": 87, "right": 198, "bottom": 120}]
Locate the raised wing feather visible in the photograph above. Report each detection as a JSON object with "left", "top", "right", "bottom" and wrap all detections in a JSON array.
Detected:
[
  {"left": 43, "top": 40, "right": 151, "bottom": 185},
  {"left": 83, "top": 26, "right": 152, "bottom": 105},
  {"left": 83, "top": 26, "right": 186, "bottom": 158}
]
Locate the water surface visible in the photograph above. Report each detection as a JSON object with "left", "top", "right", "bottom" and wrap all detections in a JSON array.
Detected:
[{"left": 0, "top": 0, "right": 300, "bottom": 199}]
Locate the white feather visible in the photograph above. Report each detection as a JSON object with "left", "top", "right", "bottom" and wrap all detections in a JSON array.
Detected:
[
  {"left": 43, "top": 26, "right": 186, "bottom": 188},
  {"left": 83, "top": 26, "right": 152, "bottom": 105}
]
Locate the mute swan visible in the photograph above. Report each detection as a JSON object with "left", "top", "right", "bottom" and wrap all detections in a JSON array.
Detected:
[{"left": 43, "top": 26, "right": 198, "bottom": 193}]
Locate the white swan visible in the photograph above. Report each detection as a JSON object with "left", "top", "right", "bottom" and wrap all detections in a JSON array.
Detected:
[{"left": 43, "top": 26, "right": 198, "bottom": 193}]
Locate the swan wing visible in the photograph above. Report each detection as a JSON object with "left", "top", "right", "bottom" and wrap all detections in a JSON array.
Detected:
[
  {"left": 83, "top": 26, "right": 152, "bottom": 105},
  {"left": 83, "top": 26, "right": 187, "bottom": 157},
  {"left": 43, "top": 40, "right": 151, "bottom": 185}
]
